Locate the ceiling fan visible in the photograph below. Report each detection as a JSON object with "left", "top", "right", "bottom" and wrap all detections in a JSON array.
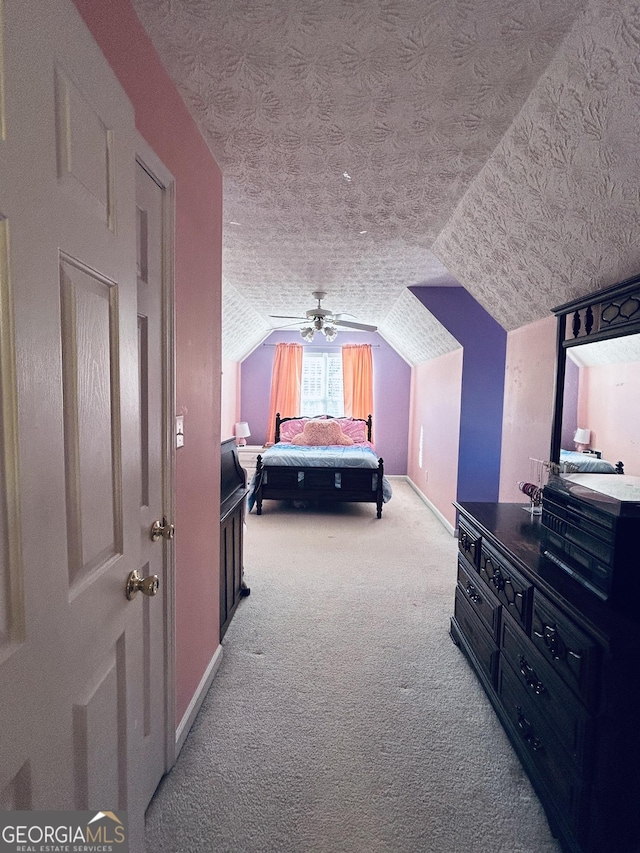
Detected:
[{"left": 269, "top": 291, "right": 377, "bottom": 342}]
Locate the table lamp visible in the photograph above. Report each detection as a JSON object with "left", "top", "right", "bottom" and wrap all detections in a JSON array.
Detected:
[
  {"left": 574, "top": 427, "right": 591, "bottom": 452},
  {"left": 235, "top": 421, "right": 251, "bottom": 447}
]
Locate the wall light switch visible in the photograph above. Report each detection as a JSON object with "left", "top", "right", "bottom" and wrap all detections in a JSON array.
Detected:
[{"left": 176, "top": 415, "right": 184, "bottom": 448}]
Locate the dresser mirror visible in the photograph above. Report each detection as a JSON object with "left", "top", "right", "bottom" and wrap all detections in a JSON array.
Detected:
[{"left": 550, "top": 273, "right": 640, "bottom": 477}]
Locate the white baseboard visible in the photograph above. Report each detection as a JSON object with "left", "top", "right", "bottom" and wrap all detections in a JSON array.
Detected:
[
  {"left": 175, "top": 644, "right": 223, "bottom": 757},
  {"left": 406, "top": 477, "right": 456, "bottom": 536}
]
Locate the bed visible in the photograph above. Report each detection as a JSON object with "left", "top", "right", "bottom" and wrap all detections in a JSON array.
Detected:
[
  {"left": 249, "top": 413, "right": 392, "bottom": 518},
  {"left": 559, "top": 450, "right": 625, "bottom": 474}
]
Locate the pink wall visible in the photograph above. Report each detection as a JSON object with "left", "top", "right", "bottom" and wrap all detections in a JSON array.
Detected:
[
  {"left": 408, "top": 350, "right": 463, "bottom": 530},
  {"left": 578, "top": 361, "right": 640, "bottom": 475},
  {"left": 221, "top": 359, "right": 241, "bottom": 441},
  {"left": 499, "top": 316, "right": 557, "bottom": 502},
  {"left": 72, "top": 0, "right": 223, "bottom": 723}
]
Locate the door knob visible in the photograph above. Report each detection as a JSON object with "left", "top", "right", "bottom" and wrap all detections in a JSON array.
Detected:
[
  {"left": 126, "top": 569, "right": 159, "bottom": 600},
  {"left": 150, "top": 517, "right": 175, "bottom": 542}
]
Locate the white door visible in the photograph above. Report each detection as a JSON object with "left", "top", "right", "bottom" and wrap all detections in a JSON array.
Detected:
[
  {"left": 135, "top": 153, "right": 175, "bottom": 812},
  {"left": 0, "top": 0, "right": 170, "bottom": 846}
]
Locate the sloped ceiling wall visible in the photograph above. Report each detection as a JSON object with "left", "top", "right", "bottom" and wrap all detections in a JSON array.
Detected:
[{"left": 433, "top": 0, "right": 640, "bottom": 330}]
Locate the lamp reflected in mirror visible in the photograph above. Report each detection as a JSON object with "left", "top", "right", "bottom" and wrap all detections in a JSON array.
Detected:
[{"left": 574, "top": 427, "right": 591, "bottom": 452}]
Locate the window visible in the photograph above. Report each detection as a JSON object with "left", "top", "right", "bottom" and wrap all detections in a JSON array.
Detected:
[{"left": 300, "top": 352, "right": 344, "bottom": 417}]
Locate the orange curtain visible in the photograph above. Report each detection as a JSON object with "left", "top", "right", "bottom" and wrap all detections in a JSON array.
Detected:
[
  {"left": 266, "top": 343, "right": 303, "bottom": 444},
  {"left": 342, "top": 343, "right": 374, "bottom": 438}
]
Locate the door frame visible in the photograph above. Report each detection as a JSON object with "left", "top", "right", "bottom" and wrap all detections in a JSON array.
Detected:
[{"left": 135, "top": 134, "right": 177, "bottom": 775}]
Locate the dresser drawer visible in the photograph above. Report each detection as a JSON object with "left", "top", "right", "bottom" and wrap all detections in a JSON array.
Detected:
[
  {"left": 531, "top": 592, "right": 600, "bottom": 710},
  {"left": 453, "top": 588, "right": 499, "bottom": 687},
  {"left": 457, "top": 556, "right": 501, "bottom": 641},
  {"left": 501, "top": 614, "right": 593, "bottom": 773},
  {"left": 458, "top": 517, "right": 481, "bottom": 570},
  {"left": 498, "top": 658, "right": 587, "bottom": 835},
  {"left": 479, "top": 541, "right": 532, "bottom": 632}
]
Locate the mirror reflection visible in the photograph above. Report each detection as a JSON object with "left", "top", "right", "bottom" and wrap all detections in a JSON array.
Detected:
[{"left": 560, "top": 333, "right": 640, "bottom": 476}]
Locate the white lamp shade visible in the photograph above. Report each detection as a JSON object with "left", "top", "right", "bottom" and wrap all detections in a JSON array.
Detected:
[
  {"left": 574, "top": 428, "right": 591, "bottom": 445},
  {"left": 235, "top": 422, "right": 251, "bottom": 439}
]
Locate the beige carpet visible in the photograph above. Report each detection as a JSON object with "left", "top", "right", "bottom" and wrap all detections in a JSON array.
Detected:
[{"left": 145, "top": 481, "right": 561, "bottom": 853}]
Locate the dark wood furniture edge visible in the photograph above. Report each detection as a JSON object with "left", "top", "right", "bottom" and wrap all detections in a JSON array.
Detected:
[
  {"left": 254, "top": 454, "right": 384, "bottom": 518},
  {"left": 220, "top": 439, "right": 250, "bottom": 640},
  {"left": 452, "top": 501, "right": 627, "bottom": 641},
  {"left": 451, "top": 501, "right": 640, "bottom": 853},
  {"left": 449, "top": 613, "right": 573, "bottom": 849}
]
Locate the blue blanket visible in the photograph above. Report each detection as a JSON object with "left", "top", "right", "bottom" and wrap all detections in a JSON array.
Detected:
[
  {"left": 560, "top": 450, "right": 618, "bottom": 473},
  {"left": 258, "top": 442, "right": 382, "bottom": 468},
  {"left": 248, "top": 443, "right": 393, "bottom": 510}
]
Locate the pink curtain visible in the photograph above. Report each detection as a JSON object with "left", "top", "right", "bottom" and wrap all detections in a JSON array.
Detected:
[
  {"left": 266, "top": 343, "right": 303, "bottom": 445},
  {"left": 342, "top": 344, "right": 374, "bottom": 439}
]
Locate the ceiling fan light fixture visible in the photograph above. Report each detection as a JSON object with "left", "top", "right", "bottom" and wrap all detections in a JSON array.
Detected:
[
  {"left": 322, "top": 325, "right": 338, "bottom": 342},
  {"left": 300, "top": 326, "right": 315, "bottom": 342},
  {"left": 272, "top": 291, "right": 374, "bottom": 342}
]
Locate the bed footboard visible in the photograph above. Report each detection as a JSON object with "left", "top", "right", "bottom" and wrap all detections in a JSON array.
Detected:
[{"left": 254, "top": 456, "right": 385, "bottom": 518}]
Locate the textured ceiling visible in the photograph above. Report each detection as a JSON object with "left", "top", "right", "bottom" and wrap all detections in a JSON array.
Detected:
[
  {"left": 568, "top": 332, "right": 640, "bottom": 367},
  {"left": 132, "top": 0, "right": 593, "bottom": 363},
  {"left": 434, "top": 0, "right": 640, "bottom": 331}
]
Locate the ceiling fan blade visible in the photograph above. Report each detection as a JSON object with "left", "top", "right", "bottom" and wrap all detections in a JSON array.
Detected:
[
  {"left": 269, "top": 314, "right": 307, "bottom": 320},
  {"left": 334, "top": 319, "right": 378, "bottom": 332}
]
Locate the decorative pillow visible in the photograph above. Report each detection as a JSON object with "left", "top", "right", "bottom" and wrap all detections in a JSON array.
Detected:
[
  {"left": 279, "top": 418, "right": 308, "bottom": 442},
  {"left": 335, "top": 418, "right": 368, "bottom": 443},
  {"left": 290, "top": 419, "right": 354, "bottom": 446}
]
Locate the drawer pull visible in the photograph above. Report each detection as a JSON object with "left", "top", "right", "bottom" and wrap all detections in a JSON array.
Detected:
[
  {"left": 534, "top": 623, "right": 563, "bottom": 660},
  {"left": 516, "top": 707, "right": 543, "bottom": 752},
  {"left": 519, "top": 656, "right": 547, "bottom": 695},
  {"left": 491, "top": 566, "right": 505, "bottom": 592},
  {"left": 465, "top": 582, "right": 481, "bottom": 604},
  {"left": 534, "top": 623, "right": 584, "bottom": 672},
  {"left": 459, "top": 531, "right": 476, "bottom": 560}
]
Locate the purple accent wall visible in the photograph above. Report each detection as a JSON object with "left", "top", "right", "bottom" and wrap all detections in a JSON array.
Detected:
[
  {"left": 561, "top": 356, "right": 579, "bottom": 449},
  {"left": 410, "top": 286, "right": 507, "bottom": 502},
  {"left": 240, "top": 341, "right": 274, "bottom": 445},
  {"left": 240, "top": 331, "right": 410, "bottom": 474}
]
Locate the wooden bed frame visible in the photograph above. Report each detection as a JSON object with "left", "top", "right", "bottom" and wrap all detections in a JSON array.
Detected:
[{"left": 253, "top": 413, "right": 385, "bottom": 518}]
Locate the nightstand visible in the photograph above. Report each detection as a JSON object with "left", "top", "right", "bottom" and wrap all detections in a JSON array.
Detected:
[{"left": 236, "top": 444, "right": 263, "bottom": 476}]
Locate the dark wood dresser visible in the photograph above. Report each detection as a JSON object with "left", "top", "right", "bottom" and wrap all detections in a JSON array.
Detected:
[
  {"left": 450, "top": 502, "right": 640, "bottom": 853},
  {"left": 220, "top": 439, "right": 249, "bottom": 640}
]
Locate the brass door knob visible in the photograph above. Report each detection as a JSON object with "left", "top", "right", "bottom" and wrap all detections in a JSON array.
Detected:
[
  {"left": 150, "top": 517, "right": 175, "bottom": 542},
  {"left": 126, "top": 569, "right": 159, "bottom": 600}
]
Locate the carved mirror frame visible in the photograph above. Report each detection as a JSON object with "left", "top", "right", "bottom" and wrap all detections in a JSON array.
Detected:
[{"left": 550, "top": 272, "right": 640, "bottom": 464}]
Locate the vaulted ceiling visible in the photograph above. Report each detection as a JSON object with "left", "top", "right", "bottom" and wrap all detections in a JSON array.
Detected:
[{"left": 132, "top": 0, "right": 640, "bottom": 364}]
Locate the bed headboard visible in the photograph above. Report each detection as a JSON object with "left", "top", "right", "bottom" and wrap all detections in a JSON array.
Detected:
[{"left": 275, "top": 413, "right": 372, "bottom": 443}]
